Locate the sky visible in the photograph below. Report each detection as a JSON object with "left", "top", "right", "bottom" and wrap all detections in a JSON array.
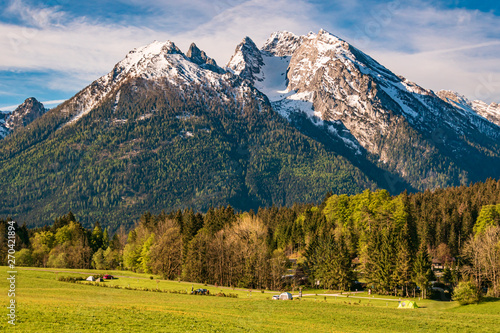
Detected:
[{"left": 0, "top": 0, "right": 499, "bottom": 110}]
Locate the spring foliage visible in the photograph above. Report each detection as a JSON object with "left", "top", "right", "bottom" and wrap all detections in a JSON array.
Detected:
[{"left": 1, "top": 179, "right": 499, "bottom": 296}]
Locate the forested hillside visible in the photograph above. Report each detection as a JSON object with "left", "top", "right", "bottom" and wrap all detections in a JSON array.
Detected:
[
  {"left": 0, "top": 78, "right": 374, "bottom": 229},
  {"left": 3, "top": 178, "right": 499, "bottom": 298}
]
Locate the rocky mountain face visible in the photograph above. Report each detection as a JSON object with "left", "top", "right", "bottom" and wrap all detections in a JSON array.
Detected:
[
  {"left": 0, "top": 97, "right": 47, "bottom": 139},
  {"left": 186, "top": 43, "right": 225, "bottom": 74},
  {"left": 227, "top": 37, "right": 264, "bottom": 82},
  {"left": 0, "top": 112, "right": 10, "bottom": 139},
  {"left": 437, "top": 90, "right": 500, "bottom": 127},
  {"left": 227, "top": 29, "right": 500, "bottom": 191},
  {"left": 0, "top": 29, "right": 499, "bottom": 227}
]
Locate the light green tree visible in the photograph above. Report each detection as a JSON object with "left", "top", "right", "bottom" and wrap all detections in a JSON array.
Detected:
[
  {"left": 453, "top": 281, "right": 481, "bottom": 305},
  {"left": 92, "top": 248, "right": 106, "bottom": 270}
]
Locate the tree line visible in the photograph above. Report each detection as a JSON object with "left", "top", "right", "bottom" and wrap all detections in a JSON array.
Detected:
[{"left": 1, "top": 178, "right": 499, "bottom": 298}]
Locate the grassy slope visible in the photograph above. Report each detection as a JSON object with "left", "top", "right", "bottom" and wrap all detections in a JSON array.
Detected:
[{"left": 1, "top": 267, "right": 499, "bottom": 332}]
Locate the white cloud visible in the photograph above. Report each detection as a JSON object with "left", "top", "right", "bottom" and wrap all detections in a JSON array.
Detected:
[
  {"left": 0, "top": 0, "right": 315, "bottom": 92},
  {"left": 41, "top": 98, "right": 66, "bottom": 105},
  {"left": 173, "top": 0, "right": 317, "bottom": 65},
  {"left": 0, "top": 0, "right": 499, "bottom": 104},
  {"left": 1, "top": 103, "right": 22, "bottom": 111},
  {"left": 5, "top": 0, "right": 65, "bottom": 28},
  {"left": 359, "top": 4, "right": 500, "bottom": 103}
]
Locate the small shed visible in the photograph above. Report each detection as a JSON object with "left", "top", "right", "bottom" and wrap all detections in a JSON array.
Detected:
[
  {"left": 86, "top": 276, "right": 96, "bottom": 281},
  {"left": 279, "top": 292, "right": 293, "bottom": 300}
]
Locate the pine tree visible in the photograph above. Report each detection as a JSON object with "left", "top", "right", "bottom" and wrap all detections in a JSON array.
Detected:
[
  {"left": 102, "top": 228, "right": 110, "bottom": 250},
  {"left": 392, "top": 235, "right": 412, "bottom": 297},
  {"left": 413, "top": 244, "right": 433, "bottom": 299},
  {"left": 90, "top": 222, "right": 104, "bottom": 253}
]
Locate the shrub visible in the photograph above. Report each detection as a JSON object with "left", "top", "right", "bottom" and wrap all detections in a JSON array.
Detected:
[
  {"left": 16, "top": 249, "right": 33, "bottom": 266},
  {"left": 453, "top": 281, "right": 481, "bottom": 305},
  {"left": 58, "top": 276, "right": 84, "bottom": 282}
]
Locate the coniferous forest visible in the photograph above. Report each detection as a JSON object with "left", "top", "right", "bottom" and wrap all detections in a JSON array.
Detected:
[{"left": 2, "top": 179, "right": 500, "bottom": 299}]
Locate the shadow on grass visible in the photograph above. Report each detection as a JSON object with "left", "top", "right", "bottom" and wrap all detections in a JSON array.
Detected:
[{"left": 480, "top": 297, "right": 500, "bottom": 304}]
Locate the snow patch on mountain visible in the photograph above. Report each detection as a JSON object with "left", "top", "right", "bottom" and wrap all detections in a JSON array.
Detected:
[
  {"left": 380, "top": 84, "right": 419, "bottom": 119},
  {"left": 271, "top": 91, "right": 362, "bottom": 155},
  {"left": 253, "top": 54, "right": 292, "bottom": 101},
  {"left": 113, "top": 90, "right": 121, "bottom": 113}
]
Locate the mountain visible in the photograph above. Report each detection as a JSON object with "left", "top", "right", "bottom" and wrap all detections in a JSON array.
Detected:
[
  {"left": 0, "top": 37, "right": 374, "bottom": 229},
  {"left": 437, "top": 90, "right": 500, "bottom": 127},
  {"left": 0, "top": 29, "right": 499, "bottom": 230},
  {"left": 229, "top": 30, "right": 499, "bottom": 191},
  {"left": 0, "top": 97, "right": 47, "bottom": 139}
]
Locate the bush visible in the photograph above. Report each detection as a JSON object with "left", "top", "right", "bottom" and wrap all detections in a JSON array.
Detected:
[
  {"left": 58, "top": 276, "right": 84, "bottom": 282},
  {"left": 453, "top": 281, "right": 481, "bottom": 305},
  {"left": 16, "top": 248, "right": 33, "bottom": 266}
]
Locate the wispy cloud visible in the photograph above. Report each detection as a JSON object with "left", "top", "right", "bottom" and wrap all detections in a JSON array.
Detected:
[
  {"left": 0, "top": 0, "right": 499, "bottom": 105},
  {"left": 0, "top": 103, "right": 21, "bottom": 111},
  {"left": 309, "top": 0, "right": 500, "bottom": 103},
  {"left": 5, "top": 0, "right": 66, "bottom": 28},
  {"left": 174, "top": 0, "right": 317, "bottom": 64},
  {"left": 415, "top": 41, "right": 500, "bottom": 56}
]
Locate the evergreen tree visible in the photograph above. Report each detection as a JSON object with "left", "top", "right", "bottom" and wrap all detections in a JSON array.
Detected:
[
  {"left": 90, "top": 222, "right": 104, "bottom": 253},
  {"left": 413, "top": 244, "right": 433, "bottom": 299},
  {"left": 102, "top": 228, "right": 110, "bottom": 250},
  {"left": 392, "top": 235, "right": 412, "bottom": 297}
]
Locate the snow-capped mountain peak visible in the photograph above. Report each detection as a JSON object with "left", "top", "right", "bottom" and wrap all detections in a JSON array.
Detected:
[
  {"left": 226, "top": 36, "right": 263, "bottom": 82},
  {"left": 186, "top": 43, "right": 225, "bottom": 74},
  {"left": 6, "top": 97, "right": 46, "bottom": 130},
  {"left": 117, "top": 40, "right": 182, "bottom": 74},
  {"left": 261, "top": 31, "right": 303, "bottom": 56},
  {"left": 63, "top": 40, "right": 229, "bottom": 125},
  {"left": 0, "top": 97, "right": 47, "bottom": 139},
  {"left": 437, "top": 90, "right": 500, "bottom": 127}
]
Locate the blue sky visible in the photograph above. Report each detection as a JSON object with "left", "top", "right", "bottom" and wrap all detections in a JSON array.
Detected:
[{"left": 1, "top": 0, "right": 499, "bottom": 110}]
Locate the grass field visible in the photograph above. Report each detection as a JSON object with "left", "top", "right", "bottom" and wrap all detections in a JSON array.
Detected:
[{"left": 2, "top": 266, "right": 499, "bottom": 332}]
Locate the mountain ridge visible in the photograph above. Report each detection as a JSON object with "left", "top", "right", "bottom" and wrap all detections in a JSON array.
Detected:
[{"left": 0, "top": 97, "right": 47, "bottom": 139}]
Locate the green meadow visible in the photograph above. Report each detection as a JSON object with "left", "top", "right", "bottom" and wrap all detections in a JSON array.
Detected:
[{"left": 2, "top": 267, "right": 499, "bottom": 332}]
